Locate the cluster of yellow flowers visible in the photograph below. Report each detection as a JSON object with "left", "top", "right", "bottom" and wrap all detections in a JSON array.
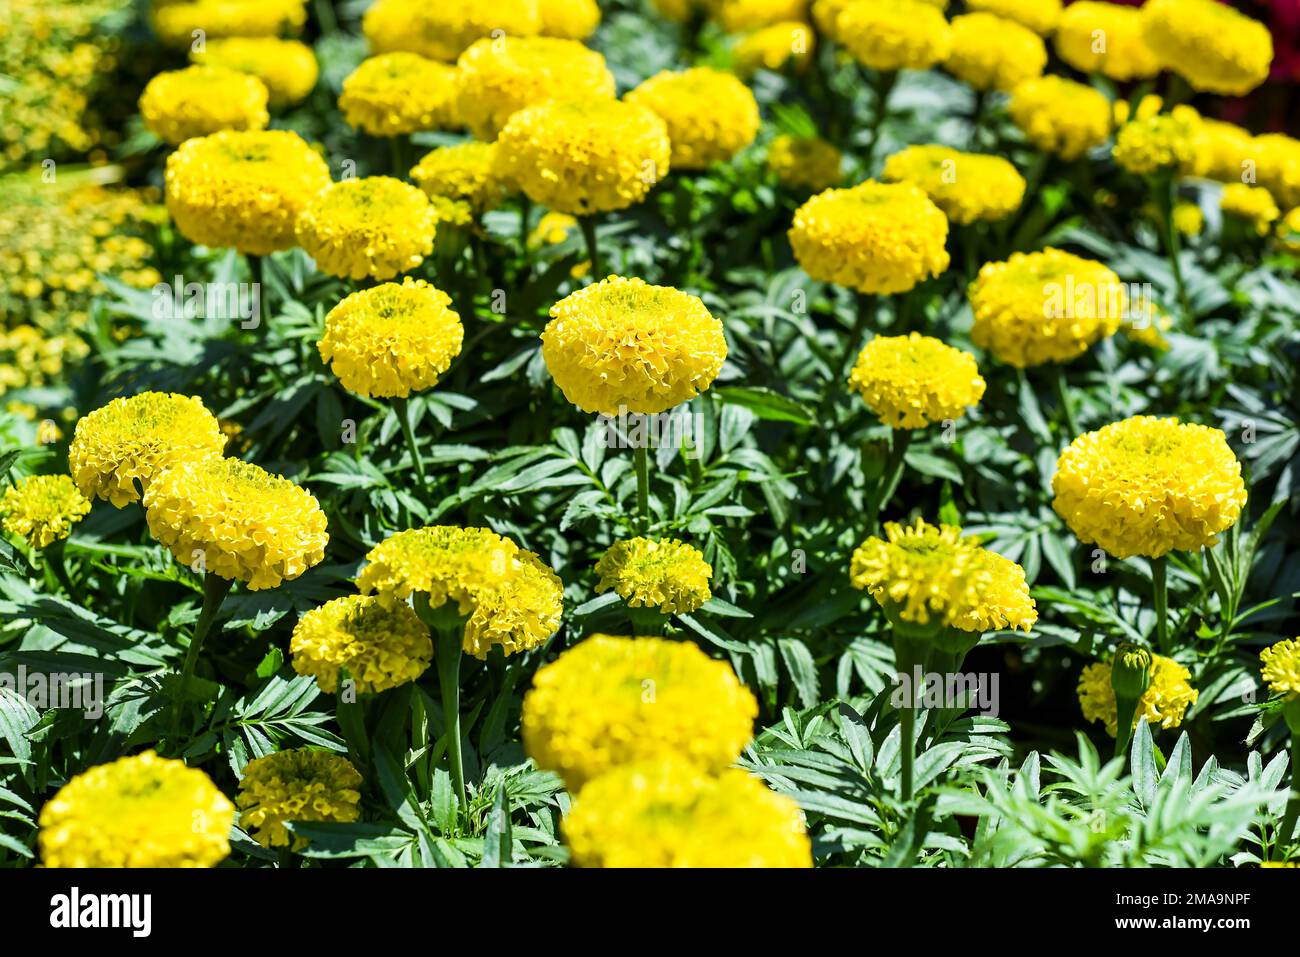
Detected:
[
  {"left": 1078, "top": 654, "right": 1198, "bottom": 737},
  {"left": 1261, "top": 639, "right": 1300, "bottom": 700},
  {"left": 290, "top": 594, "right": 433, "bottom": 694},
  {"left": 1220, "top": 183, "right": 1281, "bottom": 236},
  {"left": 626, "top": 68, "right": 760, "bottom": 170},
  {"left": 317, "top": 278, "right": 463, "bottom": 399},
  {"left": 594, "top": 537, "right": 714, "bottom": 614},
  {"left": 541, "top": 276, "right": 727, "bottom": 415},
  {"left": 1113, "top": 106, "right": 1202, "bottom": 176},
  {"left": 882, "top": 145, "right": 1025, "bottom": 225},
  {"left": 357, "top": 525, "right": 563, "bottom": 658},
  {"left": 38, "top": 751, "right": 234, "bottom": 867},
  {"left": 191, "top": 36, "right": 318, "bottom": 106},
  {"left": 151, "top": 0, "right": 307, "bottom": 47},
  {"left": 850, "top": 518, "right": 1038, "bottom": 634},
  {"left": 848, "top": 333, "right": 986, "bottom": 430},
  {"left": 0, "top": 474, "right": 91, "bottom": 549},
  {"left": 0, "top": 0, "right": 131, "bottom": 169},
  {"left": 1052, "top": 416, "right": 1248, "bottom": 560},
  {"left": 139, "top": 64, "right": 270, "bottom": 145},
  {"left": 789, "top": 181, "right": 950, "bottom": 295},
  {"left": 968, "top": 248, "right": 1125, "bottom": 368},
  {"left": 237, "top": 749, "right": 363, "bottom": 849},
  {"left": 294, "top": 177, "right": 436, "bottom": 281}
]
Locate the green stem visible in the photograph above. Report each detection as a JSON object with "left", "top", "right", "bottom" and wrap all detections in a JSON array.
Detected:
[
  {"left": 634, "top": 444, "right": 651, "bottom": 533},
  {"left": 180, "top": 574, "right": 234, "bottom": 688},
  {"left": 867, "top": 428, "right": 911, "bottom": 532},
  {"left": 1052, "top": 364, "right": 1080, "bottom": 438},
  {"left": 390, "top": 134, "right": 407, "bottom": 178},
  {"left": 1155, "top": 174, "right": 1191, "bottom": 321},
  {"left": 247, "top": 254, "right": 269, "bottom": 326},
  {"left": 435, "top": 627, "right": 467, "bottom": 817},
  {"left": 840, "top": 292, "right": 875, "bottom": 379},
  {"left": 579, "top": 215, "right": 601, "bottom": 280},
  {"left": 393, "top": 396, "right": 426, "bottom": 484},
  {"left": 892, "top": 628, "right": 928, "bottom": 802},
  {"left": 43, "top": 540, "right": 78, "bottom": 601},
  {"left": 861, "top": 71, "right": 898, "bottom": 175},
  {"left": 1114, "top": 695, "right": 1139, "bottom": 760},
  {"left": 517, "top": 194, "right": 532, "bottom": 277},
  {"left": 899, "top": 703, "right": 916, "bottom": 802},
  {"left": 1152, "top": 556, "right": 1169, "bottom": 653}
]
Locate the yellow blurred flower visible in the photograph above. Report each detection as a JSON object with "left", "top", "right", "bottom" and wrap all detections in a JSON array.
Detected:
[
  {"left": 38, "top": 751, "right": 233, "bottom": 868},
  {"left": 625, "top": 67, "right": 760, "bottom": 170},
  {"left": 847, "top": 333, "right": 985, "bottom": 429},
  {"left": 139, "top": 65, "right": 269, "bottom": 145},
  {"left": 715, "top": 0, "right": 807, "bottom": 33},
  {"left": 733, "top": 21, "right": 814, "bottom": 76},
  {"left": 238, "top": 749, "right": 362, "bottom": 849},
  {"left": 836, "top": 0, "right": 953, "bottom": 73},
  {"left": 295, "top": 177, "right": 436, "bottom": 281},
  {"left": 362, "top": 0, "right": 541, "bottom": 62},
  {"left": 339, "top": 53, "right": 460, "bottom": 136},
  {"left": 945, "top": 12, "right": 1046, "bottom": 91},
  {"left": 410, "top": 141, "right": 507, "bottom": 215},
  {"left": 0, "top": 474, "right": 91, "bottom": 548},
  {"left": 1256, "top": 134, "right": 1300, "bottom": 209},
  {"left": 537, "top": 0, "right": 601, "bottom": 39},
  {"left": 1008, "top": 75, "right": 1111, "bottom": 161},
  {"left": 1261, "top": 638, "right": 1300, "bottom": 699},
  {"left": 882, "top": 144, "right": 1024, "bottom": 224},
  {"left": 521, "top": 634, "right": 758, "bottom": 790},
  {"left": 789, "top": 180, "right": 950, "bottom": 295},
  {"left": 1277, "top": 206, "right": 1300, "bottom": 253},
  {"left": 966, "top": 0, "right": 1059, "bottom": 35},
  {"left": 1220, "top": 183, "right": 1280, "bottom": 235},
  {"left": 1052, "top": 416, "right": 1247, "bottom": 559},
  {"left": 318, "top": 278, "right": 463, "bottom": 399},
  {"left": 151, "top": 0, "right": 307, "bottom": 47},
  {"left": 595, "top": 537, "right": 713, "bottom": 614},
  {"left": 191, "top": 36, "right": 318, "bottom": 106},
  {"left": 541, "top": 276, "right": 726, "bottom": 415},
  {"left": 1078, "top": 654, "right": 1198, "bottom": 737},
  {"left": 1142, "top": 0, "right": 1272, "bottom": 96},
  {"left": 1054, "top": 1, "right": 1159, "bottom": 81},
  {"left": 767, "top": 134, "right": 842, "bottom": 191},
  {"left": 290, "top": 594, "right": 433, "bottom": 695},
  {"left": 1112, "top": 106, "right": 1202, "bottom": 176}
]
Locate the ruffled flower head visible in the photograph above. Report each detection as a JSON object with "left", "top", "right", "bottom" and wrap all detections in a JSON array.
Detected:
[
  {"left": 68, "top": 392, "right": 227, "bottom": 506},
  {"left": 318, "top": 279, "right": 463, "bottom": 399},
  {"left": 1078, "top": 654, "right": 1198, "bottom": 736},
  {"left": 357, "top": 525, "right": 563, "bottom": 658},
  {"left": 291, "top": 595, "right": 433, "bottom": 694},
  {"left": 848, "top": 333, "right": 985, "bottom": 429},
  {"left": 410, "top": 142, "right": 508, "bottom": 215},
  {"left": 1052, "top": 416, "right": 1247, "bottom": 559},
  {"left": 1008, "top": 76, "right": 1112, "bottom": 162},
  {"left": 1260, "top": 639, "right": 1300, "bottom": 700},
  {"left": 945, "top": 12, "right": 1047, "bottom": 91},
  {"left": 139, "top": 65, "right": 269, "bottom": 145},
  {"left": 1112, "top": 106, "right": 1202, "bottom": 176},
  {"left": 850, "top": 518, "right": 1037, "bottom": 633},
  {"left": 362, "top": 0, "right": 542, "bottom": 61},
  {"left": 1220, "top": 183, "right": 1280, "bottom": 235},
  {"left": 339, "top": 53, "right": 460, "bottom": 136},
  {"left": 237, "top": 749, "right": 363, "bottom": 849},
  {"left": 165, "top": 129, "right": 332, "bottom": 255},
  {"left": 191, "top": 37, "right": 319, "bottom": 106},
  {"left": 767, "top": 134, "right": 842, "bottom": 192},
  {"left": 38, "top": 751, "right": 234, "bottom": 868},
  {"left": 882, "top": 145, "right": 1025, "bottom": 225},
  {"left": 836, "top": 0, "right": 952, "bottom": 73},
  {"left": 733, "top": 22, "right": 815, "bottom": 77},
  {"left": 541, "top": 276, "right": 727, "bottom": 415},
  {"left": 595, "top": 537, "right": 713, "bottom": 614},
  {"left": 965, "top": 0, "right": 1060, "bottom": 35},
  {"left": 1142, "top": 0, "right": 1272, "bottom": 96},
  {"left": 143, "top": 457, "right": 329, "bottom": 589},
  {"left": 1054, "top": 1, "right": 1160, "bottom": 81},
  {"left": 521, "top": 634, "right": 758, "bottom": 789},
  {"left": 0, "top": 475, "right": 92, "bottom": 548},
  {"left": 295, "top": 177, "right": 436, "bottom": 281},
  {"left": 625, "top": 67, "right": 760, "bottom": 170},
  {"left": 564, "top": 760, "right": 812, "bottom": 867},
  {"left": 789, "top": 180, "right": 950, "bottom": 295},
  {"left": 537, "top": 0, "right": 602, "bottom": 39},
  {"left": 152, "top": 0, "right": 308, "bottom": 47}
]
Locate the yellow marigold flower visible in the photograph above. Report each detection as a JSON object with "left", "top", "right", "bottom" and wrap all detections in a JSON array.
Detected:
[
  {"left": 1008, "top": 75, "right": 1111, "bottom": 162},
  {"left": 318, "top": 279, "right": 463, "bottom": 399},
  {"left": 595, "top": 537, "right": 713, "bottom": 614},
  {"left": 882, "top": 145, "right": 1025, "bottom": 225},
  {"left": 715, "top": 0, "right": 807, "bottom": 33},
  {"left": 1221, "top": 183, "right": 1280, "bottom": 235},
  {"left": 847, "top": 333, "right": 985, "bottom": 429},
  {"left": 237, "top": 749, "right": 362, "bottom": 849},
  {"left": 530, "top": 211, "right": 579, "bottom": 247},
  {"left": 0, "top": 475, "right": 91, "bottom": 549},
  {"left": 139, "top": 65, "right": 269, "bottom": 146},
  {"left": 537, "top": 0, "right": 601, "bottom": 39},
  {"left": 362, "top": 0, "right": 542, "bottom": 62},
  {"left": 625, "top": 68, "right": 760, "bottom": 170},
  {"left": 494, "top": 100, "right": 671, "bottom": 215},
  {"left": 1112, "top": 92, "right": 1165, "bottom": 128},
  {"left": 296, "top": 177, "right": 436, "bottom": 281},
  {"left": 541, "top": 276, "right": 726, "bottom": 415},
  {"left": 1054, "top": 1, "right": 1159, "bottom": 81},
  {"left": 357, "top": 526, "right": 563, "bottom": 658},
  {"left": 789, "top": 180, "right": 950, "bottom": 295},
  {"left": 456, "top": 36, "right": 615, "bottom": 141},
  {"left": 338, "top": 54, "right": 459, "bottom": 137},
  {"left": 1112, "top": 106, "right": 1202, "bottom": 176},
  {"left": 191, "top": 37, "right": 319, "bottom": 106},
  {"left": 945, "top": 13, "right": 1047, "bottom": 92},
  {"left": 152, "top": 0, "right": 308, "bottom": 47},
  {"left": 564, "top": 760, "right": 811, "bottom": 868},
  {"left": 1277, "top": 206, "right": 1300, "bottom": 254},
  {"left": 733, "top": 21, "right": 814, "bottom": 77},
  {"left": 410, "top": 142, "right": 506, "bottom": 215},
  {"left": 1183, "top": 118, "right": 1256, "bottom": 184},
  {"left": 165, "top": 129, "right": 332, "bottom": 256},
  {"left": 969, "top": 248, "right": 1124, "bottom": 368},
  {"left": 143, "top": 457, "right": 328, "bottom": 589},
  {"left": 965, "top": 0, "right": 1059, "bottom": 35},
  {"left": 1078, "top": 654, "right": 1198, "bottom": 737},
  {"left": 1261, "top": 638, "right": 1300, "bottom": 699},
  {"left": 522, "top": 634, "right": 758, "bottom": 789},
  {"left": 290, "top": 595, "right": 432, "bottom": 695},
  {"left": 836, "top": 0, "right": 953, "bottom": 73},
  {"left": 1142, "top": 0, "right": 1272, "bottom": 96},
  {"left": 1174, "top": 201, "right": 1205, "bottom": 238},
  {"left": 38, "top": 751, "right": 233, "bottom": 868},
  {"left": 767, "top": 134, "right": 841, "bottom": 192},
  {"left": 1052, "top": 416, "right": 1247, "bottom": 559},
  {"left": 69, "top": 392, "right": 226, "bottom": 506},
  {"left": 1257, "top": 134, "right": 1300, "bottom": 210},
  {"left": 850, "top": 518, "right": 1037, "bottom": 633}
]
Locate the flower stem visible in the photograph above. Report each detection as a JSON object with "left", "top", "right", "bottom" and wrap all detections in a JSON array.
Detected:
[
  {"left": 892, "top": 629, "right": 927, "bottom": 802},
  {"left": 839, "top": 292, "right": 875, "bottom": 379},
  {"left": 392, "top": 396, "right": 426, "bottom": 484},
  {"left": 634, "top": 444, "right": 651, "bottom": 533},
  {"left": 866, "top": 428, "right": 911, "bottom": 533},
  {"left": 1155, "top": 173, "right": 1191, "bottom": 322},
  {"left": 180, "top": 574, "right": 234, "bottom": 689},
  {"left": 1152, "top": 556, "right": 1169, "bottom": 653},
  {"left": 247, "top": 254, "right": 269, "bottom": 326},
  {"left": 579, "top": 215, "right": 601, "bottom": 280},
  {"left": 861, "top": 71, "right": 897, "bottom": 174},
  {"left": 434, "top": 626, "right": 467, "bottom": 817},
  {"left": 1052, "top": 364, "right": 1080, "bottom": 438},
  {"left": 517, "top": 194, "right": 532, "bottom": 277}
]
